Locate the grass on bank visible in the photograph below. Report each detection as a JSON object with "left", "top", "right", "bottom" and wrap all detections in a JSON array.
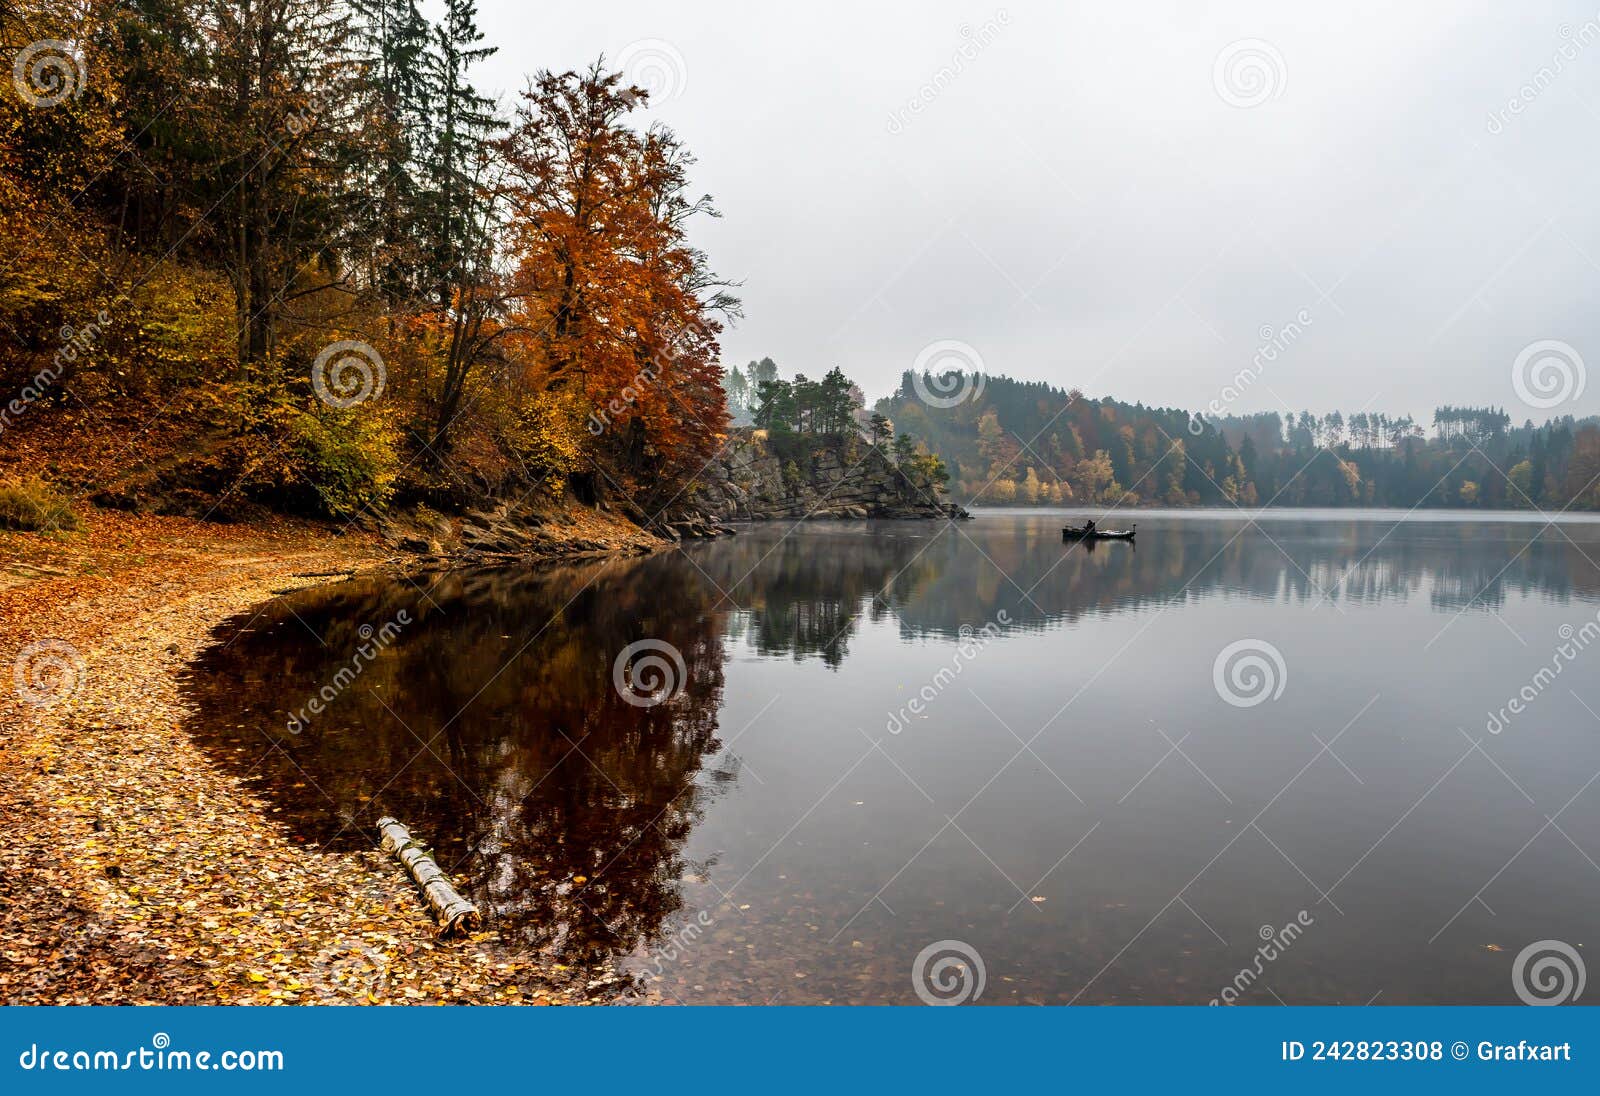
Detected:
[{"left": 0, "top": 477, "right": 82, "bottom": 532}]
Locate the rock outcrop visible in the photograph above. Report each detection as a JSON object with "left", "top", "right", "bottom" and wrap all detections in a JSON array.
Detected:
[
  {"left": 691, "top": 430, "right": 968, "bottom": 522},
  {"left": 370, "top": 430, "right": 961, "bottom": 564}
]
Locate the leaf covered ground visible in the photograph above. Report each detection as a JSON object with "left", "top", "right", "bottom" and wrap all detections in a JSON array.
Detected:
[{"left": 0, "top": 510, "right": 638, "bottom": 1004}]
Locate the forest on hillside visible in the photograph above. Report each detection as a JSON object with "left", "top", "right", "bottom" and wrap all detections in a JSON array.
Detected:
[
  {"left": 0, "top": 1, "right": 733, "bottom": 525},
  {"left": 873, "top": 371, "right": 1600, "bottom": 510},
  {"left": 8, "top": 1, "right": 1599, "bottom": 529}
]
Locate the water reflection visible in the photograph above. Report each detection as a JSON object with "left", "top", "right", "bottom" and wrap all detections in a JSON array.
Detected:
[
  {"left": 188, "top": 560, "right": 730, "bottom": 963},
  {"left": 693, "top": 512, "right": 1600, "bottom": 642},
  {"left": 186, "top": 512, "right": 1600, "bottom": 1000},
  {"left": 1018, "top": 516, "right": 1590, "bottom": 620}
]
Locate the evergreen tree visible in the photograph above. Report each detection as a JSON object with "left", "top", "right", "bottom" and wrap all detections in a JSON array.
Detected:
[
  {"left": 869, "top": 412, "right": 893, "bottom": 447},
  {"left": 421, "top": 0, "right": 502, "bottom": 309},
  {"left": 353, "top": 0, "right": 435, "bottom": 300}
]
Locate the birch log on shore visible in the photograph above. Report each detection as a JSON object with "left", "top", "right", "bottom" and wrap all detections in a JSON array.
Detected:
[{"left": 376, "top": 817, "right": 480, "bottom": 937}]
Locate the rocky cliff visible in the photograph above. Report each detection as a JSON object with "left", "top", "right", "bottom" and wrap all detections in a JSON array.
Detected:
[
  {"left": 369, "top": 431, "right": 963, "bottom": 561},
  {"left": 691, "top": 430, "right": 968, "bottom": 522}
]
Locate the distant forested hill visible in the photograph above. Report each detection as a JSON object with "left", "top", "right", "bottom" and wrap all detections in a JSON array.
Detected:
[{"left": 873, "top": 372, "right": 1600, "bottom": 510}]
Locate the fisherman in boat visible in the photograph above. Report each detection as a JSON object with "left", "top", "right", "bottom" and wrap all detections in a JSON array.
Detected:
[{"left": 1083, "top": 519, "right": 1096, "bottom": 535}]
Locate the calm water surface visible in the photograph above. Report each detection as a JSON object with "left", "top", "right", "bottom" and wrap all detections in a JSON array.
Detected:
[{"left": 187, "top": 510, "right": 1600, "bottom": 1004}]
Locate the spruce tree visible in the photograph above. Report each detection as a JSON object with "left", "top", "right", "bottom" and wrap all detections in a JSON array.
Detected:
[{"left": 421, "top": 0, "right": 502, "bottom": 310}]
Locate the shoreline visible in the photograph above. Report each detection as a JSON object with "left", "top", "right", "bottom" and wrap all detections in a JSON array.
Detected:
[
  {"left": 0, "top": 508, "right": 652, "bottom": 1005},
  {"left": 0, "top": 502, "right": 1010, "bottom": 1005}
]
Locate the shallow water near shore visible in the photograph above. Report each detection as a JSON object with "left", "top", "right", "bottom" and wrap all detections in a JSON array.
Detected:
[{"left": 186, "top": 509, "right": 1600, "bottom": 1004}]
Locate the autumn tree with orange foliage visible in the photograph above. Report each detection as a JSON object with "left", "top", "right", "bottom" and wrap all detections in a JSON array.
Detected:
[{"left": 498, "top": 63, "right": 738, "bottom": 509}]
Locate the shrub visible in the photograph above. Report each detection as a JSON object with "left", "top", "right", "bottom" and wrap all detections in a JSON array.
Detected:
[
  {"left": 766, "top": 428, "right": 818, "bottom": 466},
  {"left": 225, "top": 379, "right": 400, "bottom": 521},
  {"left": 283, "top": 409, "right": 398, "bottom": 519},
  {"left": 0, "top": 477, "right": 81, "bottom": 531}
]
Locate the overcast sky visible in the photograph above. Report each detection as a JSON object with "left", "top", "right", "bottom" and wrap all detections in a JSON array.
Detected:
[{"left": 474, "top": 1, "right": 1600, "bottom": 423}]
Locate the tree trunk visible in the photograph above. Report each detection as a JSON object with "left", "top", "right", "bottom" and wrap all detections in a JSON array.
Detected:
[{"left": 376, "top": 817, "right": 480, "bottom": 937}]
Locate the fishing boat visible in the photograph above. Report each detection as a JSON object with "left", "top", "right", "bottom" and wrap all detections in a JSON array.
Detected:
[{"left": 1062, "top": 523, "right": 1136, "bottom": 541}]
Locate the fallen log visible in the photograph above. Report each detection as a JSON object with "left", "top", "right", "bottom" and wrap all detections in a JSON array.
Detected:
[{"left": 376, "top": 816, "right": 481, "bottom": 938}]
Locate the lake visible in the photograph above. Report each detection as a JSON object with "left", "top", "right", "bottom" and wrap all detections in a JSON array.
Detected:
[{"left": 186, "top": 509, "right": 1600, "bottom": 1004}]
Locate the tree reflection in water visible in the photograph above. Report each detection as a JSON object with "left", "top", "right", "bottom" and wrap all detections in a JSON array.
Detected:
[{"left": 188, "top": 557, "right": 730, "bottom": 965}]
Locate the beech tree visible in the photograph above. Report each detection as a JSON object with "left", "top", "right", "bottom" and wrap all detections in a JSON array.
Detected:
[{"left": 500, "top": 63, "right": 734, "bottom": 496}]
